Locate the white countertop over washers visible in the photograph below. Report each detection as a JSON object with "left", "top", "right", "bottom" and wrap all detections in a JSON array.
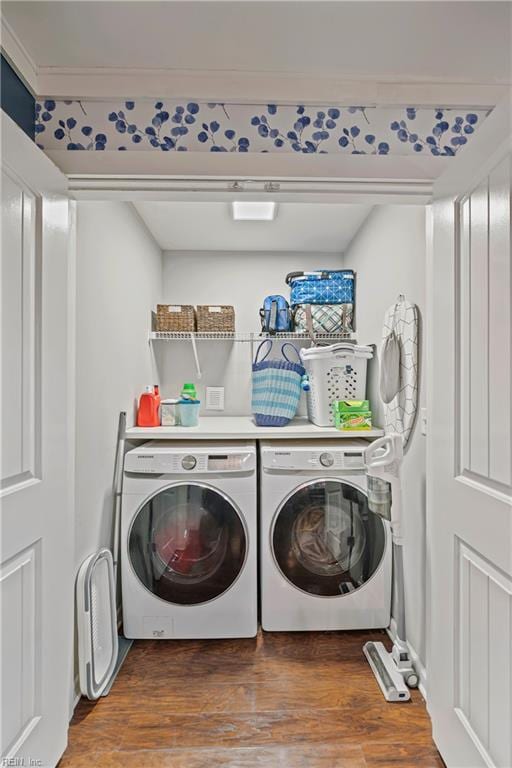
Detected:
[{"left": 125, "top": 416, "right": 384, "bottom": 441}]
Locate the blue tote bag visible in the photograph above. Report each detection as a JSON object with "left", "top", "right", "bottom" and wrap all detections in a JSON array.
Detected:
[{"left": 252, "top": 341, "right": 305, "bottom": 427}]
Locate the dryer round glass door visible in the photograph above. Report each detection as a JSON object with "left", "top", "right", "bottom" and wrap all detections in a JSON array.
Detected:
[
  {"left": 272, "top": 480, "right": 386, "bottom": 597},
  {"left": 128, "top": 483, "right": 247, "bottom": 605}
]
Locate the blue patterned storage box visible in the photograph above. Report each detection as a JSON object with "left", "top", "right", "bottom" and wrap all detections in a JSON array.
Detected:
[{"left": 286, "top": 270, "right": 355, "bottom": 306}]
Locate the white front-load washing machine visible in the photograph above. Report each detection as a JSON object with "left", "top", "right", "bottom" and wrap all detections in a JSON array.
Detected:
[
  {"left": 122, "top": 440, "right": 257, "bottom": 639},
  {"left": 260, "top": 439, "right": 391, "bottom": 631}
]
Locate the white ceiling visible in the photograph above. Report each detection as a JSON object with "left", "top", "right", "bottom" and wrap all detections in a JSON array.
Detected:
[
  {"left": 3, "top": 1, "right": 510, "bottom": 83},
  {"left": 134, "top": 202, "right": 372, "bottom": 252}
]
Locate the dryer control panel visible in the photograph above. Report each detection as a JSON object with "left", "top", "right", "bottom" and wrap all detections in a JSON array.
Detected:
[{"left": 261, "top": 440, "right": 368, "bottom": 472}]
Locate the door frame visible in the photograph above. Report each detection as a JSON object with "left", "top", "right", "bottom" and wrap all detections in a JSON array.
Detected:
[
  {"left": 53, "top": 153, "right": 441, "bottom": 207},
  {"left": 18, "top": 102, "right": 503, "bottom": 723},
  {"left": 62, "top": 161, "right": 435, "bottom": 701}
]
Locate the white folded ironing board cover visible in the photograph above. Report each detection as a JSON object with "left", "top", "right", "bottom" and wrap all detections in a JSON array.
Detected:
[{"left": 381, "top": 298, "right": 419, "bottom": 449}]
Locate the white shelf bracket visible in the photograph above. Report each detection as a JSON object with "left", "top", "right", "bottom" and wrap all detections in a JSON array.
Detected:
[
  {"left": 190, "top": 332, "right": 202, "bottom": 379},
  {"left": 149, "top": 336, "right": 158, "bottom": 384}
]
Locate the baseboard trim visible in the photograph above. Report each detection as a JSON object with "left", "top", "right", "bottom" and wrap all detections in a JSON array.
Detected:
[
  {"left": 70, "top": 673, "right": 81, "bottom": 719},
  {"left": 387, "top": 618, "right": 428, "bottom": 702}
]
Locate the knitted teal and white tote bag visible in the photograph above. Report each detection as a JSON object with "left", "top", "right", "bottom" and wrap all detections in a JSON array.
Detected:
[{"left": 252, "top": 341, "right": 304, "bottom": 427}]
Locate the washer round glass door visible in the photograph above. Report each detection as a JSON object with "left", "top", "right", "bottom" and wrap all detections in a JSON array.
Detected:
[
  {"left": 129, "top": 483, "right": 247, "bottom": 605},
  {"left": 272, "top": 479, "right": 386, "bottom": 596}
]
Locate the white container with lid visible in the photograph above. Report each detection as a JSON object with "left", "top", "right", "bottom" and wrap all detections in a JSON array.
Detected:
[
  {"left": 300, "top": 343, "right": 373, "bottom": 426},
  {"left": 160, "top": 398, "right": 180, "bottom": 426}
]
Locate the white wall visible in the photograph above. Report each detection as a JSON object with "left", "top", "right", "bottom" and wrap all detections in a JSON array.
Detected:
[
  {"left": 342, "top": 205, "right": 427, "bottom": 676},
  {"left": 73, "top": 202, "right": 162, "bottom": 692},
  {"left": 160, "top": 251, "right": 343, "bottom": 414}
]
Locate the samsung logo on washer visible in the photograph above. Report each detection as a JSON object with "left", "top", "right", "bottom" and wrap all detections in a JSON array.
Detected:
[{"left": 137, "top": 455, "right": 154, "bottom": 460}]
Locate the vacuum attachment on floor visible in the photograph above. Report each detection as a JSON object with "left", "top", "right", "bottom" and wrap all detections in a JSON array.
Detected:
[
  {"left": 363, "top": 434, "right": 419, "bottom": 703},
  {"left": 363, "top": 641, "right": 411, "bottom": 702}
]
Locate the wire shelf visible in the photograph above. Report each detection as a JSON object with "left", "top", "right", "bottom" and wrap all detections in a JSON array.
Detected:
[{"left": 149, "top": 331, "right": 353, "bottom": 343}]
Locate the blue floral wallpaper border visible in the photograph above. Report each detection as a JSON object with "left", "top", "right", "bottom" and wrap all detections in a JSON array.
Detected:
[{"left": 35, "top": 100, "right": 491, "bottom": 156}]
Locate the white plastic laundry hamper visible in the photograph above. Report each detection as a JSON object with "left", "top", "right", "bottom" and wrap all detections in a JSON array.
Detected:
[
  {"left": 300, "top": 343, "right": 373, "bottom": 426},
  {"left": 77, "top": 549, "right": 118, "bottom": 699}
]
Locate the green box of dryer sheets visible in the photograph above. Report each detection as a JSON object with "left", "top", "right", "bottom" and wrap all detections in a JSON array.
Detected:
[
  {"left": 333, "top": 400, "right": 370, "bottom": 413},
  {"left": 334, "top": 411, "right": 372, "bottom": 431}
]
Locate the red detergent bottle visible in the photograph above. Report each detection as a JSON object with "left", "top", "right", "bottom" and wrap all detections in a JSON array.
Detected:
[{"left": 137, "top": 385, "right": 160, "bottom": 427}]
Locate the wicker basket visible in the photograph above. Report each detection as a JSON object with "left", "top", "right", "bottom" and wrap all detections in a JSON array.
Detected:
[
  {"left": 156, "top": 304, "right": 196, "bottom": 332},
  {"left": 196, "top": 305, "right": 235, "bottom": 333}
]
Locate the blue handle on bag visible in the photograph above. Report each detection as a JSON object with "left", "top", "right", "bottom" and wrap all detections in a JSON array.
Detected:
[
  {"left": 254, "top": 340, "right": 301, "bottom": 367},
  {"left": 281, "top": 342, "right": 301, "bottom": 364},
  {"left": 254, "top": 339, "right": 273, "bottom": 365}
]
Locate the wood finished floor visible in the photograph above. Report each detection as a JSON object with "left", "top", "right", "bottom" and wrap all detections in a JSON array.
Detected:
[{"left": 59, "top": 629, "right": 444, "bottom": 768}]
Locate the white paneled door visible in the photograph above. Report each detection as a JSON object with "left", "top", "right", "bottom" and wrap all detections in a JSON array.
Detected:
[
  {"left": 429, "top": 93, "right": 512, "bottom": 768},
  {"left": 1, "top": 113, "right": 73, "bottom": 766}
]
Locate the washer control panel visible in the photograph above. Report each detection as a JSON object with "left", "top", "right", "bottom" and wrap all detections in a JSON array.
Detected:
[{"left": 124, "top": 443, "right": 256, "bottom": 474}]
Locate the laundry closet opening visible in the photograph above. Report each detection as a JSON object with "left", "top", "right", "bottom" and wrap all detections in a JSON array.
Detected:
[{"left": 74, "top": 194, "right": 427, "bottom": 686}]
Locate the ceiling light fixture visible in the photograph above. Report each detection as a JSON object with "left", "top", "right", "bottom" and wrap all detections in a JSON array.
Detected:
[{"left": 232, "top": 201, "right": 277, "bottom": 221}]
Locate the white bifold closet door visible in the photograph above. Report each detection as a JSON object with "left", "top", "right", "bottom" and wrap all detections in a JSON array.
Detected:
[
  {"left": 429, "top": 92, "right": 512, "bottom": 768},
  {"left": 1, "top": 113, "right": 73, "bottom": 767}
]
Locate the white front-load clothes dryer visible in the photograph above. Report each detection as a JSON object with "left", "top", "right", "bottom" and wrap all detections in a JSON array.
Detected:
[
  {"left": 122, "top": 441, "right": 257, "bottom": 639},
  {"left": 260, "top": 440, "right": 391, "bottom": 631}
]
